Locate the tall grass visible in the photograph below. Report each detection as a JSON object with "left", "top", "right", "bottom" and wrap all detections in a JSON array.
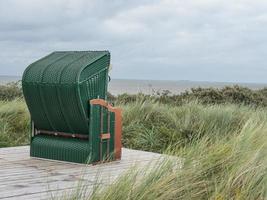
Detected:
[
  {"left": 88, "top": 118, "right": 267, "bottom": 199},
  {"left": 0, "top": 99, "right": 29, "bottom": 147},
  {"left": 77, "top": 102, "right": 267, "bottom": 200},
  {"left": 1, "top": 98, "right": 267, "bottom": 199},
  {"left": 122, "top": 100, "right": 255, "bottom": 152}
]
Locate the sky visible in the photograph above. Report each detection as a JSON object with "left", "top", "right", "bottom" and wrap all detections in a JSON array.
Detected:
[{"left": 0, "top": 0, "right": 267, "bottom": 83}]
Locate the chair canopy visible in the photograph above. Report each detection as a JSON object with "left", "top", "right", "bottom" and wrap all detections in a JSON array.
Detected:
[{"left": 22, "top": 51, "right": 110, "bottom": 135}]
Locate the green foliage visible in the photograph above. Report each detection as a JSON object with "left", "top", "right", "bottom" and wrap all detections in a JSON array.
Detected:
[
  {"left": 114, "top": 85, "right": 267, "bottom": 107},
  {"left": 1, "top": 84, "right": 267, "bottom": 199},
  {"left": 0, "top": 99, "right": 29, "bottom": 147},
  {"left": 180, "top": 85, "right": 267, "bottom": 106},
  {"left": 122, "top": 100, "right": 255, "bottom": 153},
  {"left": 67, "top": 105, "right": 267, "bottom": 200},
  {"left": 0, "top": 81, "right": 23, "bottom": 101}
]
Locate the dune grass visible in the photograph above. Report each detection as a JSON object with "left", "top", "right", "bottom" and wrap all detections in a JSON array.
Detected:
[
  {"left": 0, "top": 99, "right": 29, "bottom": 147},
  {"left": 1, "top": 99, "right": 267, "bottom": 199},
  {"left": 85, "top": 116, "right": 267, "bottom": 200},
  {"left": 55, "top": 100, "right": 267, "bottom": 200},
  {"left": 72, "top": 101, "right": 267, "bottom": 200},
  {"left": 122, "top": 100, "right": 255, "bottom": 153}
]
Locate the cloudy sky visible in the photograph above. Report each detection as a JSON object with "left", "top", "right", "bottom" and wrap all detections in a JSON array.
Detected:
[{"left": 0, "top": 0, "right": 267, "bottom": 83}]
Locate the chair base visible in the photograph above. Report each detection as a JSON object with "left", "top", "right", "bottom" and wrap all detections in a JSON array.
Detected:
[{"left": 30, "top": 135, "right": 91, "bottom": 164}]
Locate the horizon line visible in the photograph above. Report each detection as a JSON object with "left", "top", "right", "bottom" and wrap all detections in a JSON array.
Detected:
[{"left": 0, "top": 74, "right": 267, "bottom": 85}]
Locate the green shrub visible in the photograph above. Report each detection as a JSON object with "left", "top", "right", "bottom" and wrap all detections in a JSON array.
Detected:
[
  {"left": 0, "top": 81, "right": 23, "bottom": 101},
  {"left": 113, "top": 85, "right": 267, "bottom": 107},
  {"left": 180, "top": 85, "right": 267, "bottom": 106}
]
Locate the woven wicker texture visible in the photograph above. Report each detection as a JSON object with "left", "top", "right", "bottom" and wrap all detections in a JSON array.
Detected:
[
  {"left": 31, "top": 135, "right": 91, "bottom": 163},
  {"left": 22, "top": 51, "right": 110, "bottom": 134}
]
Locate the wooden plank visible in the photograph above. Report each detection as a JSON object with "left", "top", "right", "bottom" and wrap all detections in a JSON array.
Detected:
[
  {"left": 0, "top": 159, "right": 158, "bottom": 188},
  {"left": 1, "top": 185, "right": 95, "bottom": 200},
  {"left": 0, "top": 155, "right": 161, "bottom": 177},
  {"left": 0, "top": 180, "right": 96, "bottom": 199},
  {"left": 0, "top": 154, "right": 161, "bottom": 182},
  {"left": 0, "top": 146, "right": 165, "bottom": 200}
]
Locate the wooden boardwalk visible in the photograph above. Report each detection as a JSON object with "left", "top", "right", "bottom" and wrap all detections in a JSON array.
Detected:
[{"left": 0, "top": 146, "right": 163, "bottom": 200}]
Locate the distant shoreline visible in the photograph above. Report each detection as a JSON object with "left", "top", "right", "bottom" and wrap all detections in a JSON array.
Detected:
[{"left": 1, "top": 75, "right": 267, "bottom": 95}]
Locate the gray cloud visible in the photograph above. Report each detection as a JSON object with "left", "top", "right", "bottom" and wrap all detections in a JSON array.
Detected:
[{"left": 0, "top": 0, "right": 267, "bottom": 83}]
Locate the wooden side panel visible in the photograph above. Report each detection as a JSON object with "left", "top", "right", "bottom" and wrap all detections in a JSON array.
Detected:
[
  {"left": 89, "top": 99, "right": 122, "bottom": 161},
  {"left": 113, "top": 108, "right": 122, "bottom": 160}
]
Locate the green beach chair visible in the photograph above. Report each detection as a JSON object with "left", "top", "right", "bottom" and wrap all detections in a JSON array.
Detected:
[{"left": 22, "top": 51, "right": 122, "bottom": 164}]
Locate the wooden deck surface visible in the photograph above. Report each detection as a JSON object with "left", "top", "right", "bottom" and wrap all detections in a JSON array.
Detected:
[{"left": 0, "top": 146, "right": 163, "bottom": 200}]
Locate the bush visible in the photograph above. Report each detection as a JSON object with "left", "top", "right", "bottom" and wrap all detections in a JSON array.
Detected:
[
  {"left": 0, "top": 81, "right": 23, "bottom": 101},
  {"left": 180, "top": 85, "right": 267, "bottom": 106},
  {"left": 114, "top": 85, "right": 267, "bottom": 107}
]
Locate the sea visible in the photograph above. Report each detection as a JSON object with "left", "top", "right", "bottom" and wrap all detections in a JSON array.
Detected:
[{"left": 1, "top": 75, "right": 267, "bottom": 95}]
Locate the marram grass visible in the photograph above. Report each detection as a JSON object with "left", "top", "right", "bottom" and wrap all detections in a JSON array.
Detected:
[
  {"left": 1, "top": 99, "right": 267, "bottom": 199},
  {"left": 59, "top": 100, "right": 267, "bottom": 200},
  {"left": 122, "top": 100, "right": 256, "bottom": 153},
  {"left": 68, "top": 111, "right": 267, "bottom": 200},
  {"left": 0, "top": 99, "right": 29, "bottom": 147}
]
